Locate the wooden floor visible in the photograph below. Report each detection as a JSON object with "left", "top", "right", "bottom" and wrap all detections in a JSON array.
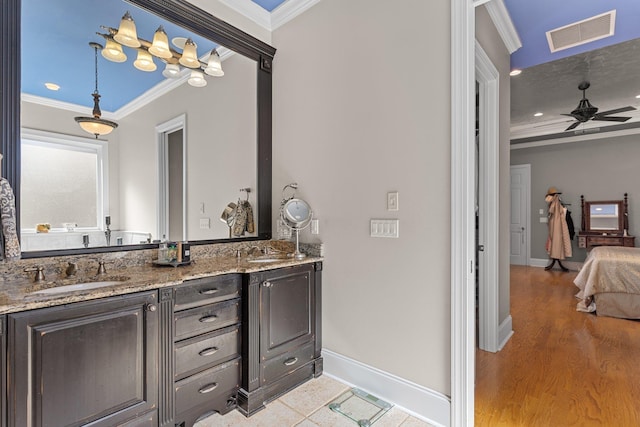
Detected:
[{"left": 475, "top": 265, "right": 640, "bottom": 426}]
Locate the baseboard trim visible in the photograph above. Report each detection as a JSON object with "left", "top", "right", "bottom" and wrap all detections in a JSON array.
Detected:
[
  {"left": 497, "top": 314, "right": 513, "bottom": 351},
  {"left": 530, "top": 258, "right": 583, "bottom": 271},
  {"left": 322, "top": 349, "right": 450, "bottom": 427}
]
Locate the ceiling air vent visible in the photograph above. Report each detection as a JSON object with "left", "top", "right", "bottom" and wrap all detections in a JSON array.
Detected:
[{"left": 546, "top": 10, "right": 616, "bottom": 53}]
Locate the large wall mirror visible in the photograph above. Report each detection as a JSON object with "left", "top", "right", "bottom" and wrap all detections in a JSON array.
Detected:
[{"left": 1, "top": 0, "right": 275, "bottom": 258}]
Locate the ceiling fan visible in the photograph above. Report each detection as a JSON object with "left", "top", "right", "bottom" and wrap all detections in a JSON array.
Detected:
[{"left": 563, "top": 81, "right": 636, "bottom": 131}]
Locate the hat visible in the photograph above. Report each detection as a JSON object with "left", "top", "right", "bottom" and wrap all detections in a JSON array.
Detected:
[{"left": 546, "top": 186, "right": 561, "bottom": 196}]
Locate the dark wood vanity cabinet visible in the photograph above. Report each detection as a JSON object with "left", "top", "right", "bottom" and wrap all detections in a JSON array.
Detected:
[
  {"left": 7, "top": 291, "right": 159, "bottom": 427},
  {"left": 238, "top": 262, "right": 323, "bottom": 416},
  {"left": 163, "top": 274, "right": 242, "bottom": 427}
]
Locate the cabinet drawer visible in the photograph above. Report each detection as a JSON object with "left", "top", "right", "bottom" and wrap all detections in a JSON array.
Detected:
[
  {"left": 175, "top": 299, "right": 240, "bottom": 341},
  {"left": 174, "top": 274, "right": 241, "bottom": 311},
  {"left": 175, "top": 358, "right": 240, "bottom": 415},
  {"left": 590, "top": 236, "right": 623, "bottom": 246},
  {"left": 262, "top": 341, "right": 314, "bottom": 385},
  {"left": 175, "top": 325, "right": 240, "bottom": 381}
]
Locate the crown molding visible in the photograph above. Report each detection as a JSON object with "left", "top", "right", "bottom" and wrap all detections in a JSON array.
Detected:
[
  {"left": 271, "top": 0, "right": 320, "bottom": 30},
  {"left": 218, "top": 0, "right": 272, "bottom": 30},
  {"left": 219, "top": 0, "right": 318, "bottom": 31},
  {"left": 483, "top": 0, "right": 521, "bottom": 54}
]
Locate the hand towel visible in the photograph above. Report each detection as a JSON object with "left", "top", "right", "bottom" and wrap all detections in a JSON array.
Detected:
[{"left": 0, "top": 178, "right": 21, "bottom": 260}]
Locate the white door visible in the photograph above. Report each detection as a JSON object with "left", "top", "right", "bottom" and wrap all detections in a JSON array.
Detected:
[{"left": 510, "top": 164, "right": 530, "bottom": 265}]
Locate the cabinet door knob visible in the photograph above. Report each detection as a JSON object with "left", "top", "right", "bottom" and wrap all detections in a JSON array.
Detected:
[
  {"left": 284, "top": 357, "right": 298, "bottom": 366},
  {"left": 198, "top": 347, "right": 219, "bottom": 357},
  {"left": 199, "top": 288, "right": 219, "bottom": 295},
  {"left": 262, "top": 281, "right": 272, "bottom": 288},
  {"left": 198, "top": 383, "right": 219, "bottom": 394},
  {"left": 146, "top": 304, "right": 157, "bottom": 312},
  {"left": 199, "top": 314, "right": 218, "bottom": 323}
]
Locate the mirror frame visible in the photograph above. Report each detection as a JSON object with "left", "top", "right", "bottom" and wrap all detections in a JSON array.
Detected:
[
  {"left": 580, "top": 194, "right": 628, "bottom": 235},
  {"left": 1, "top": 0, "right": 275, "bottom": 258}
]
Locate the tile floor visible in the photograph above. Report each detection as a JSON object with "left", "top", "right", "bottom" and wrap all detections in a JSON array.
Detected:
[{"left": 194, "top": 375, "right": 435, "bottom": 427}]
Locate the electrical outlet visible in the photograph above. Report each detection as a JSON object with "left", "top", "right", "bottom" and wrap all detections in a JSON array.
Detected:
[
  {"left": 387, "top": 192, "right": 399, "bottom": 211},
  {"left": 200, "top": 202, "right": 205, "bottom": 214}
]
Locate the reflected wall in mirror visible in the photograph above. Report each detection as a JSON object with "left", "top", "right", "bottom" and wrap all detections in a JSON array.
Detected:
[
  {"left": 581, "top": 193, "right": 629, "bottom": 234},
  {"left": 6, "top": 0, "right": 275, "bottom": 256}
]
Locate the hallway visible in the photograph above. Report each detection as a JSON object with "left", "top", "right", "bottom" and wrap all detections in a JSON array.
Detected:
[{"left": 475, "top": 265, "right": 640, "bottom": 426}]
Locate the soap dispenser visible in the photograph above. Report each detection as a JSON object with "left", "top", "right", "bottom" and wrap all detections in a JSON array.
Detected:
[{"left": 158, "top": 235, "right": 168, "bottom": 262}]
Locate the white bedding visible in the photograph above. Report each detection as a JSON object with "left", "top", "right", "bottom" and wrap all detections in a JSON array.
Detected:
[{"left": 574, "top": 246, "right": 640, "bottom": 311}]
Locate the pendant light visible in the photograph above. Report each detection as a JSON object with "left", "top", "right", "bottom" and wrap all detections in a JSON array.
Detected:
[{"left": 74, "top": 43, "right": 118, "bottom": 139}]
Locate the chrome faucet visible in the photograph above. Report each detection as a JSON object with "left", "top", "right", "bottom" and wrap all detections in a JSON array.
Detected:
[
  {"left": 104, "top": 216, "right": 111, "bottom": 246},
  {"left": 65, "top": 262, "right": 77, "bottom": 277},
  {"left": 24, "top": 266, "right": 45, "bottom": 282}
]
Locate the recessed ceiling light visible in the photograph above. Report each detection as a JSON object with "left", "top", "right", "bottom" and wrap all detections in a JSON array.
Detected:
[
  {"left": 44, "top": 82, "right": 60, "bottom": 91},
  {"left": 509, "top": 69, "right": 522, "bottom": 76},
  {"left": 534, "top": 112, "right": 543, "bottom": 117}
]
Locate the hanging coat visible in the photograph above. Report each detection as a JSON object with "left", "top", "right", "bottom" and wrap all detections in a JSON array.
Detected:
[{"left": 546, "top": 194, "right": 572, "bottom": 260}]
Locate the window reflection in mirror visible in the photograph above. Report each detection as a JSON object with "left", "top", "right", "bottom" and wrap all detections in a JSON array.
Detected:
[
  {"left": 20, "top": 0, "right": 258, "bottom": 252},
  {"left": 589, "top": 203, "right": 619, "bottom": 230}
]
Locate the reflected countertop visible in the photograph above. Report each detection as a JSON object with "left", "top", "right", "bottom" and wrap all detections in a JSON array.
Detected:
[{"left": 0, "top": 255, "right": 322, "bottom": 315}]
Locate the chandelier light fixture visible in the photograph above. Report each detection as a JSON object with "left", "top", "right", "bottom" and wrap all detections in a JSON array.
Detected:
[
  {"left": 74, "top": 42, "right": 119, "bottom": 139},
  {"left": 97, "top": 11, "right": 224, "bottom": 88}
]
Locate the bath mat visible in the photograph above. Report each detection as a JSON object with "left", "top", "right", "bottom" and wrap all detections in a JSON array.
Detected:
[{"left": 327, "top": 388, "right": 393, "bottom": 427}]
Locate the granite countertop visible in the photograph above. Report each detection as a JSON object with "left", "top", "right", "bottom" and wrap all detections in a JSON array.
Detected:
[{"left": 0, "top": 255, "right": 322, "bottom": 315}]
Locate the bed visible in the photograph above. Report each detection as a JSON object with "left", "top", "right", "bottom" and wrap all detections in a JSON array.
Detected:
[{"left": 574, "top": 246, "right": 640, "bottom": 319}]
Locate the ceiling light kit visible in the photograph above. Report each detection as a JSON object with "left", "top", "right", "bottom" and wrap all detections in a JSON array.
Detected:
[
  {"left": 74, "top": 42, "right": 119, "bottom": 139},
  {"left": 562, "top": 81, "right": 636, "bottom": 131},
  {"left": 97, "top": 11, "right": 224, "bottom": 88}
]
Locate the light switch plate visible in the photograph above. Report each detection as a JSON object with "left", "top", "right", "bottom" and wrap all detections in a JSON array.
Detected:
[
  {"left": 540, "top": 217, "right": 548, "bottom": 223},
  {"left": 199, "top": 218, "right": 210, "bottom": 229},
  {"left": 311, "top": 219, "right": 319, "bottom": 234},
  {"left": 371, "top": 219, "right": 399, "bottom": 238},
  {"left": 387, "top": 192, "right": 399, "bottom": 211}
]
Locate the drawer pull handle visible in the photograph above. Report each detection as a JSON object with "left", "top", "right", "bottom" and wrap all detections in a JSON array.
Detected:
[
  {"left": 199, "top": 347, "right": 219, "bottom": 357},
  {"left": 198, "top": 383, "right": 219, "bottom": 394},
  {"left": 284, "top": 357, "right": 298, "bottom": 366},
  {"left": 199, "top": 315, "right": 218, "bottom": 323},
  {"left": 200, "top": 288, "right": 219, "bottom": 295}
]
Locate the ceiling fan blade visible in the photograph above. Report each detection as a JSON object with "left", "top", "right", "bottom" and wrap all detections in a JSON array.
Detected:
[
  {"left": 592, "top": 116, "right": 631, "bottom": 122},
  {"left": 565, "top": 121, "right": 580, "bottom": 131},
  {"left": 595, "top": 106, "right": 636, "bottom": 116}
]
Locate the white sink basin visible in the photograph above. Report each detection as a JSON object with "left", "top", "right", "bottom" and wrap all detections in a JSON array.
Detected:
[{"left": 31, "top": 280, "right": 126, "bottom": 295}]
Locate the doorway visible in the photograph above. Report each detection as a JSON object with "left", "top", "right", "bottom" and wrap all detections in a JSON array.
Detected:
[
  {"left": 475, "top": 42, "right": 500, "bottom": 353},
  {"left": 509, "top": 164, "right": 530, "bottom": 265},
  {"left": 156, "top": 114, "right": 187, "bottom": 242}
]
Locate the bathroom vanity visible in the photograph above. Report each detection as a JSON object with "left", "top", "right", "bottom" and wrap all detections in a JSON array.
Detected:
[{"left": 0, "top": 255, "right": 322, "bottom": 427}]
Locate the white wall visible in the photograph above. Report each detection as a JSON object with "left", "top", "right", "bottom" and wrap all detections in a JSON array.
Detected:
[{"left": 271, "top": 0, "right": 451, "bottom": 395}]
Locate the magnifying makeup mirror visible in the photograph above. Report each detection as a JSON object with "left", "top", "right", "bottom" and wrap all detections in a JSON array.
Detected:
[{"left": 281, "top": 197, "right": 312, "bottom": 260}]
